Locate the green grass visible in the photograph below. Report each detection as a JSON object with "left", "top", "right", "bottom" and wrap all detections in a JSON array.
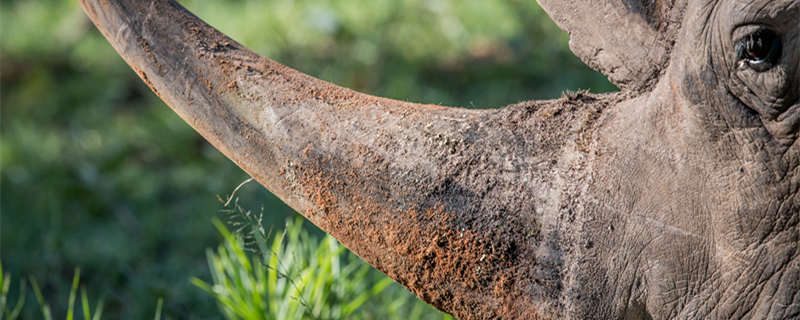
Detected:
[
  {"left": 0, "top": 179, "right": 452, "bottom": 319},
  {"left": 1, "top": 214, "right": 451, "bottom": 320},
  {"left": 193, "top": 190, "right": 452, "bottom": 320},
  {"left": 0, "top": 263, "right": 26, "bottom": 320},
  {"left": 1, "top": 192, "right": 452, "bottom": 320},
  {"left": 0, "top": 265, "right": 160, "bottom": 320}
]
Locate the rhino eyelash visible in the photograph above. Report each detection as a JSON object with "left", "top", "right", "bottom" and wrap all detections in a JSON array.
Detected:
[{"left": 734, "top": 29, "right": 782, "bottom": 72}]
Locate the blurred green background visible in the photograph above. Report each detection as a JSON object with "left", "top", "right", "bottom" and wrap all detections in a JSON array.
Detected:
[{"left": 0, "top": 0, "right": 615, "bottom": 318}]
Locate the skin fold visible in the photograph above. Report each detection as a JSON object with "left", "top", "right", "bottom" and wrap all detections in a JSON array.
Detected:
[{"left": 79, "top": 0, "right": 799, "bottom": 319}]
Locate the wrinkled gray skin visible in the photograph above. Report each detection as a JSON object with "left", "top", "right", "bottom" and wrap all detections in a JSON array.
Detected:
[
  {"left": 546, "top": 0, "right": 800, "bottom": 319},
  {"left": 79, "top": 0, "right": 799, "bottom": 319}
]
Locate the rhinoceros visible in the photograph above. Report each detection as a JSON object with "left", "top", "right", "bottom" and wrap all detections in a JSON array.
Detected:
[{"left": 78, "top": 0, "right": 799, "bottom": 319}]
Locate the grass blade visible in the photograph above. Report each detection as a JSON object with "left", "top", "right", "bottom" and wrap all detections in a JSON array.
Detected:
[
  {"left": 342, "top": 277, "right": 394, "bottom": 316},
  {"left": 81, "top": 287, "right": 91, "bottom": 320},
  {"left": 30, "top": 278, "right": 52, "bottom": 320},
  {"left": 90, "top": 299, "right": 104, "bottom": 320},
  {"left": 1, "top": 269, "right": 9, "bottom": 316},
  {"left": 7, "top": 280, "right": 26, "bottom": 320},
  {"left": 153, "top": 297, "right": 163, "bottom": 320},
  {"left": 67, "top": 268, "right": 80, "bottom": 320}
]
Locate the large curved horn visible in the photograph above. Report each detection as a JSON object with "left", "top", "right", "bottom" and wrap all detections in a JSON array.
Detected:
[{"left": 79, "top": 0, "right": 619, "bottom": 318}]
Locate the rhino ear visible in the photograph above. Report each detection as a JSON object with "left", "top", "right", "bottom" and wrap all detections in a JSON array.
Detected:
[{"left": 537, "top": 0, "right": 685, "bottom": 91}]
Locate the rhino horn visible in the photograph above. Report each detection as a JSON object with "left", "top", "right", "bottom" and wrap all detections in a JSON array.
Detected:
[{"left": 78, "top": 0, "right": 633, "bottom": 318}]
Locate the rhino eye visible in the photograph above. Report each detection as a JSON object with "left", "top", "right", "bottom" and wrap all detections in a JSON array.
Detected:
[{"left": 735, "top": 29, "right": 782, "bottom": 72}]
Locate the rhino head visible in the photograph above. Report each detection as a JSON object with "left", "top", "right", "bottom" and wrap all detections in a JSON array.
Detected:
[{"left": 79, "top": 0, "right": 799, "bottom": 319}]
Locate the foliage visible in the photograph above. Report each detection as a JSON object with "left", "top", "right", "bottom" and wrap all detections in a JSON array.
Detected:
[
  {"left": 194, "top": 217, "right": 450, "bottom": 320},
  {"left": 1, "top": 0, "right": 615, "bottom": 318},
  {"left": 0, "top": 263, "right": 26, "bottom": 320},
  {"left": 195, "top": 183, "right": 450, "bottom": 319},
  {"left": 1, "top": 264, "right": 110, "bottom": 320}
]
